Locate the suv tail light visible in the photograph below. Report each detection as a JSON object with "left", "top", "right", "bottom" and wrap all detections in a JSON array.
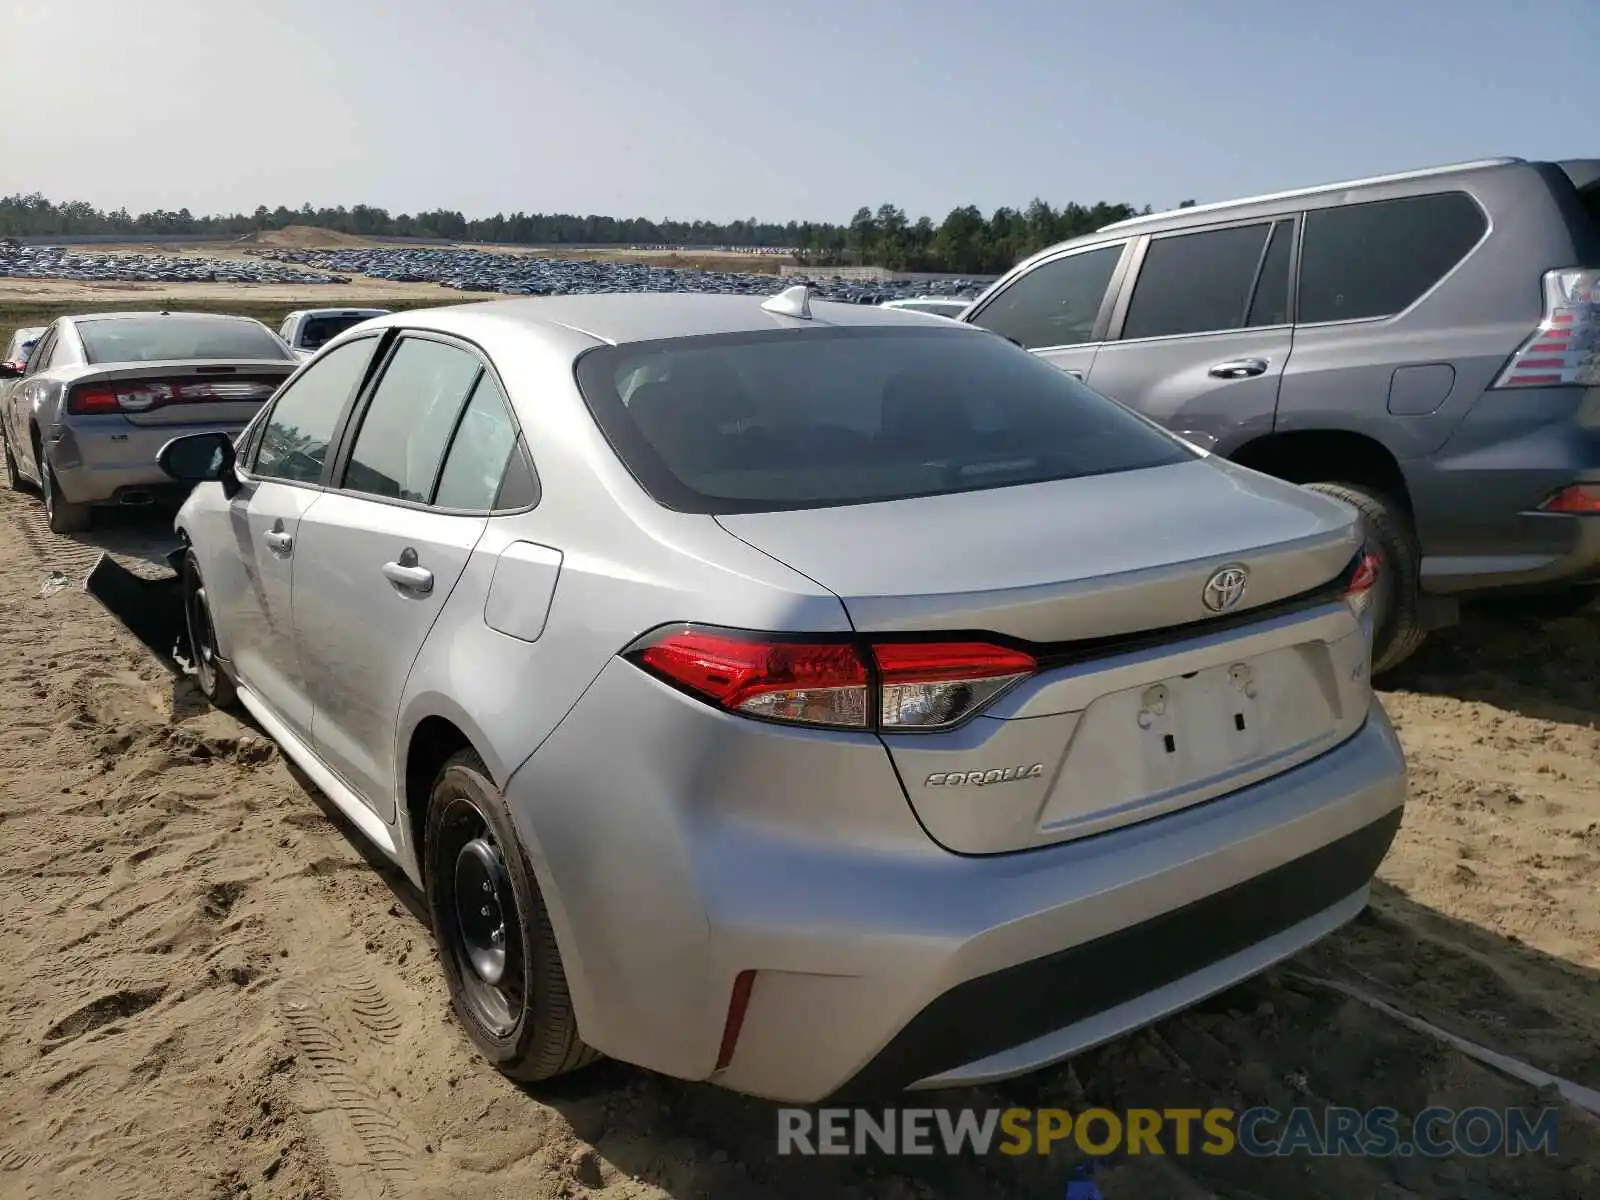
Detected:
[
  {"left": 66, "top": 377, "right": 281, "bottom": 415},
  {"left": 1539, "top": 484, "right": 1600, "bottom": 514},
  {"left": 1492, "top": 268, "right": 1600, "bottom": 389},
  {"left": 1344, "top": 543, "right": 1382, "bottom": 617},
  {"left": 627, "top": 626, "right": 1037, "bottom": 732}
]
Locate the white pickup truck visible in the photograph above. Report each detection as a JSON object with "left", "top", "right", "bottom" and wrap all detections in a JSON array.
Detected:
[{"left": 277, "top": 308, "right": 391, "bottom": 360}]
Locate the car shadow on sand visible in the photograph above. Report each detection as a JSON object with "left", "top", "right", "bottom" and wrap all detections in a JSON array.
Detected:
[{"left": 1385, "top": 602, "right": 1600, "bottom": 728}]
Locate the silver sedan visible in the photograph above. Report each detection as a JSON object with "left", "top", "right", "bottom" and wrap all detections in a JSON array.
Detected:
[{"left": 157, "top": 288, "right": 1406, "bottom": 1104}]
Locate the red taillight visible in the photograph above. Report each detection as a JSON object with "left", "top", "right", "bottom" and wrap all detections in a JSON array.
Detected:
[
  {"left": 629, "top": 626, "right": 1037, "bottom": 731},
  {"left": 874, "top": 640, "right": 1036, "bottom": 729},
  {"left": 1344, "top": 544, "right": 1382, "bottom": 617},
  {"left": 637, "top": 629, "right": 870, "bottom": 728},
  {"left": 1492, "top": 268, "right": 1600, "bottom": 389},
  {"left": 1540, "top": 484, "right": 1600, "bottom": 514},
  {"left": 65, "top": 377, "right": 280, "bottom": 416},
  {"left": 67, "top": 385, "right": 120, "bottom": 415}
]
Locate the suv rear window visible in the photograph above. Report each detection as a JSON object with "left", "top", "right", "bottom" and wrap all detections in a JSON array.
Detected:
[
  {"left": 1298, "top": 192, "right": 1487, "bottom": 324},
  {"left": 573, "top": 326, "right": 1192, "bottom": 514},
  {"left": 77, "top": 316, "right": 294, "bottom": 364}
]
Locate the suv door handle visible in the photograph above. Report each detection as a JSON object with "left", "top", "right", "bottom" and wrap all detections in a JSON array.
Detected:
[
  {"left": 1208, "top": 357, "right": 1269, "bottom": 379},
  {"left": 263, "top": 528, "right": 293, "bottom": 555},
  {"left": 1062, "top": 369, "right": 1085, "bottom": 380},
  {"left": 382, "top": 548, "right": 434, "bottom": 595}
]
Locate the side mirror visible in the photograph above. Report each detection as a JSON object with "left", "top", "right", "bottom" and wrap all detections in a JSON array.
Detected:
[
  {"left": 157, "top": 431, "right": 240, "bottom": 498},
  {"left": 0, "top": 361, "right": 22, "bottom": 379}
]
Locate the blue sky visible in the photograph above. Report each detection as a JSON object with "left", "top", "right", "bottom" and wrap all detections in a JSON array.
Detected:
[{"left": 1, "top": 0, "right": 1594, "bottom": 224}]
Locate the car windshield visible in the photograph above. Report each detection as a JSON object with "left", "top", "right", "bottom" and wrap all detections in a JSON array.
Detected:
[
  {"left": 301, "top": 313, "right": 381, "bottom": 349},
  {"left": 573, "top": 325, "right": 1192, "bottom": 514},
  {"left": 76, "top": 316, "right": 294, "bottom": 364}
]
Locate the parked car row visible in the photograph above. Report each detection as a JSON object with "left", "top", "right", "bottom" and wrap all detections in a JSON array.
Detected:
[{"left": 0, "top": 243, "right": 350, "bottom": 285}]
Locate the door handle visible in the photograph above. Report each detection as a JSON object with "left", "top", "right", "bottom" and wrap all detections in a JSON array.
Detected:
[
  {"left": 263, "top": 528, "right": 293, "bottom": 554},
  {"left": 1208, "top": 357, "right": 1269, "bottom": 380},
  {"left": 1063, "top": 369, "right": 1085, "bottom": 380},
  {"left": 382, "top": 548, "right": 434, "bottom": 594}
]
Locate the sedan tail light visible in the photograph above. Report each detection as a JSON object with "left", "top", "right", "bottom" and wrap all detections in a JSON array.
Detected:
[
  {"left": 1344, "top": 543, "right": 1382, "bottom": 617},
  {"left": 66, "top": 377, "right": 282, "bottom": 415},
  {"left": 1539, "top": 483, "right": 1600, "bottom": 514},
  {"left": 626, "top": 626, "right": 1037, "bottom": 732}
]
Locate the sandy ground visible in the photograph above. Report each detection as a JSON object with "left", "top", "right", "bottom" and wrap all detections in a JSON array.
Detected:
[{"left": 0, "top": 483, "right": 1597, "bottom": 1199}]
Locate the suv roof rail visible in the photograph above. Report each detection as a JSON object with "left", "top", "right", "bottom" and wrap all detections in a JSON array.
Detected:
[{"left": 1099, "top": 157, "right": 1526, "bottom": 232}]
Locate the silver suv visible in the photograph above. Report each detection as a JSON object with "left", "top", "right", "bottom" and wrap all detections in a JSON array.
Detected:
[
  {"left": 158, "top": 291, "right": 1405, "bottom": 1104},
  {"left": 962, "top": 156, "right": 1600, "bottom": 671}
]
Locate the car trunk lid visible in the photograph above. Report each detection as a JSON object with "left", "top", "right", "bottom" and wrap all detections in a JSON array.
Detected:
[
  {"left": 67, "top": 360, "right": 294, "bottom": 427},
  {"left": 716, "top": 458, "right": 1375, "bottom": 853}
]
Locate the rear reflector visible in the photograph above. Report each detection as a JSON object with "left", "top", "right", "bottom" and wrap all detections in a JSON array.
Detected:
[
  {"left": 1492, "top": 268, "right": 1600, "bottom": 389},
  {"left": 1540, "top": 483, "right": 1600, "bottom": 514},
  {"left": 66, "top": 377, "right": 281, "bottom": 415},
  {"left": 628, "top": 626, "right": 1037, "bottom": 731},
  {"left": 714, "top": 969, "right": 757, "bottom": 1072}
]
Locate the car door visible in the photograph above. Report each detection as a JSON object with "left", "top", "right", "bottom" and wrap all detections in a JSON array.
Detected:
[
  {"left": 9, "top": 325, "right": 58, "bottom": 479},
  {"left": 208, "top": 334, "right": 385, "bottom": 742},
  {"left": 290, "top": 333, "right": 491, "bottom": 821},
  {"left": 1085, "top": 217, "right": 1295, "bottom": 453},
  {"left": 964, "top": 241, "right": 1131, "bottom": 381}
]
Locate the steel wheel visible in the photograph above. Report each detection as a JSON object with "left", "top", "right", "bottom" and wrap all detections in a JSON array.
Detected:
[{"left": 435, "top": 795, "right": 527, "bottom": 1037}]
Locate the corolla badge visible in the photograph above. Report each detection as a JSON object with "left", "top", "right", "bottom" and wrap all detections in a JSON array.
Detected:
[
  {"left": 1201, "top": 563, "right": 1250, "bottom": 613},
  {"left": 925, "top": 763, "right": 1044, "bottom": 788}
]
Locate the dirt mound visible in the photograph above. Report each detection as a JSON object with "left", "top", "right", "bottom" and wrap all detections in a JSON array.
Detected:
[{"left": 235, "top": 225, "right": 372, "bottom": 249}]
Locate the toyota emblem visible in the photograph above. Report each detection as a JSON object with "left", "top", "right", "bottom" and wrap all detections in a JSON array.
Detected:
[{"left": 1202, "top": 564, "right": 1250, "bottom": 613}]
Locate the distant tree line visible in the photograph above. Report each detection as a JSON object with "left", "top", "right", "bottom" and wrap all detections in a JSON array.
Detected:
[{"left": 0, "top": 192, "right": 1197, "bottom": 276}]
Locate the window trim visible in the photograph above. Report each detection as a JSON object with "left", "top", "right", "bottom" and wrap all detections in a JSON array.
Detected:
[
  {"left": 1105, "top": 215, "right": 1290, "bottom": 345},
  {"left": 322, "top": 328, "right": 540, "bottom": 517},
  {"left": 237, "top": 330, "right": 389, "bottom": 490},
  {"left": 1291, "top": 189, "right": 1493, "bottom": 330},
  {"left": 963, "top": 239, "right": 1133, "bottom": 352}
]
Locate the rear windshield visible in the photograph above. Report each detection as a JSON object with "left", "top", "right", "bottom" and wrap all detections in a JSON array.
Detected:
[
  {"left": 76, "top": 316, "right": 294, "bottom": 365},
  {"left": 573, "top": 325, "right": 1192, "bottom": 514},
  {"left": 301, "top": 313, "right": 381, "bottom": 349}
]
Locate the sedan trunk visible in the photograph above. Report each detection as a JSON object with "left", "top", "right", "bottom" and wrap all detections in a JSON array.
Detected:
[{"left": 717, "top": 459, "right": 1375, "bottom": 853}]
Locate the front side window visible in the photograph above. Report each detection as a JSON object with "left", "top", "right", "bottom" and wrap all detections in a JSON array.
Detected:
[
  {"left": 1121, "top": 222, "right": 1275, "bottom": 340},
  {"left": 253, "top": 336, "right": 378, "bottom": 484},
  {"left": 574, "top": 326, "right": 1192, "bottom": 514},
  {"left": 1298, "top": 192, "right": 1487, "bottom": 324},
  {"left": 342, "top": 337, "right": 482, "bottom": 503},
  {"left": 24, "top": 328, "right": 56, "bottom": 375},
  {"left": 968, "top": 244, "right": 1123, "bottom": 349}
]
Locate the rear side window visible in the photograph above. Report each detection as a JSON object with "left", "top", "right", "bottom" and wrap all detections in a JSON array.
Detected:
[
  {"left": 253, "top": 336, "right": 377, "bottom": 484},
  {"left": 76, "top": 316, "right": 294, "bottom": 364},
  {"left": 342, "top": 337, "right": 482, "bottom": 503},
  {"left": 573, "top": 326, "right": 1192, "bottom": 515},
  {"left": 969, "top": 245, "right": 1122, "bottom": 349},
  {"left": 1121, "top": 222, "right": 1274, "bottom": 340},
  {"left": 434, "top": 372, "right": 525, "bottom": 511},
  {"left": 1298, "top": 192, "right": 1487, "bottom": 324},
  {"left": 301, "top": 313, "right": 381, "bottom": 350}
]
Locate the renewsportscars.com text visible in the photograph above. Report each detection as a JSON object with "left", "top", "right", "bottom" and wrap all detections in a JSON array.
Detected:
[{"left": 776, "top": 1106, "right": 1561, "bottom": 1159}]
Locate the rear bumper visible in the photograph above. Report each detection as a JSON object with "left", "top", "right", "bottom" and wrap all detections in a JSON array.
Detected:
[
  {"left": 503, "top": 657, "right": 1407, "bottom": 1105},
  {"left": 47, "top": 419, "right": 243, "bottom": 506},
  {"left": 1413, "top": 384, "right": 1600, "bottom": 593}
]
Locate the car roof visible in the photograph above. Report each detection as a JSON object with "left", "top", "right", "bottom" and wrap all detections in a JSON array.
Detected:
[{"left": 372, "top": 291, "right": 979, "bottom": 347}]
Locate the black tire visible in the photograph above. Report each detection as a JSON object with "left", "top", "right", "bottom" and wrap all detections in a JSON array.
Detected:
[
  {"left": 181, "top": 549, "right": 238, "bottom": 709},
  {"left": 2, "top": 430, "right": 23, "bottom": 492},
  {"left": 1303, "top": 481, "right": 1426, "bottom": 674},
  {"left": 40, "top": 457, "right": 91, "bottom": 534},
  {"left": 424, "top": 750, "right": 598, "bottom": 1083}
]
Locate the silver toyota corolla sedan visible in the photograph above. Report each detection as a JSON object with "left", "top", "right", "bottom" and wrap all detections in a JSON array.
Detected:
[{"left": 157, "top": 288, "right": 1406, "bottom": 1105}]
